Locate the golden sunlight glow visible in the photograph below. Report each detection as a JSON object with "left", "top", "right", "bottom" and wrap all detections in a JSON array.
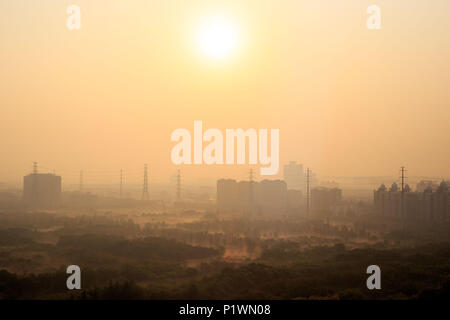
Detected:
[{"left": 197, "top": 16, "right": 239, "bottom": 61}]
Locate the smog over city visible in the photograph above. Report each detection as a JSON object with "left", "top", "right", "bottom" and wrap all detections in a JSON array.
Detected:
[{"left": 0, "top": 0, "right": 449, "bottom": 315}]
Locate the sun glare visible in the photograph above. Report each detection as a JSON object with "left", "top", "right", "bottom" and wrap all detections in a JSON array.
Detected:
[{"left": 197, "top": 16, "right": 239, "bottom": 61}]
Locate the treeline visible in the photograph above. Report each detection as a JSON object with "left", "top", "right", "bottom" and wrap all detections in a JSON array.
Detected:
[
  {"left": 1, "top": 243, "right": 449, "bottom": 299},
  {"left": 57, "top": 234, "right": 221, "bottom": 262},
  {"left": 0, "top": 228, "right": 36, "bottom": 246}
]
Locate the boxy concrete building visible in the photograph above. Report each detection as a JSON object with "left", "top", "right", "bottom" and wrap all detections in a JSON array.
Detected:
[{"left": 23, "top": 173, "right": 62, "bottom": 207}]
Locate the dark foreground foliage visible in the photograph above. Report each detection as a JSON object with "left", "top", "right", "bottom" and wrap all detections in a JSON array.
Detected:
[{"left": 1, "top": 242, "right": 449, "bottom": 300}]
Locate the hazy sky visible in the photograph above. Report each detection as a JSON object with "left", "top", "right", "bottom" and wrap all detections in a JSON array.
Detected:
[{"left": 1, "top": 0, "right": 449, "bottom": 186}]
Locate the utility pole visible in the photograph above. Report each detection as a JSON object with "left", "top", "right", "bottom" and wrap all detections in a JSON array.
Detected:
[
  {"left": 33, "top": 162, "right": 38, "bottom": 174},
  {"left": 142, "top": 164, "right": 149, "bottom": 201},
  {"left": 306, "top": 168, "right": 310, "bottom": 216}
]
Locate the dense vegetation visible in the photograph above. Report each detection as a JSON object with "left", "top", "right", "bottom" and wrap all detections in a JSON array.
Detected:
[{"left": 0, "top": 211, "right": 449, "bottom": 300}]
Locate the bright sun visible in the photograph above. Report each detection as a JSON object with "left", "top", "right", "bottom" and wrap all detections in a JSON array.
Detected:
[{"left": 197, "top": 16, "right": 239, "bottom": 61}]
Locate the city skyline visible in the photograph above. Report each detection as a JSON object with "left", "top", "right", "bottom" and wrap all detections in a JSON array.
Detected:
[{"left": 4, "top": 161, "right": 447, "bottom": 198}]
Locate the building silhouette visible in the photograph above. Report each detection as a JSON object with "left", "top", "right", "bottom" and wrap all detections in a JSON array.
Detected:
[
  {"left": 259, "top": 180, "right": 288, "bottom": 213},
  {"left": 23, "top": 173, "right": 62, "bottom": 207},
  {"left": 310, "top": 187, "right": 342, "bottom": 213},
  {"left": 283, "top": 161, "right": 304, "bottom": 192},
  {"left": 217, "top": 179, "right": 239, "bottom": 211},
  {"left": 217, "top": 179, "right": 289, "bottom": 215},
  {"left": 374, "top": 180, "right": 449, "bottom": 220},
  {"left": 416, "top": 180, "right": 440, "bottom": 193},
  {"left": 287, "top": 189, "right": 303, "bottom": 213}
]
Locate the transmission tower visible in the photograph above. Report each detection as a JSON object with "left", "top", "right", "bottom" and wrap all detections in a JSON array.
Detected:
[
  {"left": 142, "top": 164, "right": 149, "bottom": 200},
  {"left": 176, "top": 169, "right": 181, "bottom": 200},
  {"left": 399, "top": 166, "right": 407, "bottom": 219},
  {"left": 400, "top": 166, "right": 407, "bottom": 192},
  {"left": 306, "top": 168, "right": 311, "bottom": 216},
  {"left": 32, "top": 162, "right": 38, "bottom": 202}
]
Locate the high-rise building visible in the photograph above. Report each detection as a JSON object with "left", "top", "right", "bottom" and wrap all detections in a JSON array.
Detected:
[
  {"left": 374, "top": 180, "right": 449, "bottom": 220},
  {"left": 416, "top": 180, "right": 440, "bottom": 192},
  {"left": 259, "top": 180, "right": 287, "bottom": 213},
  {"left": 23, "top": 173, "right": 62, "bottom": 207},
  {"left": 287, "top": 189, "right": 303, "bottom": 211},
  {"left": 217, "top": 179, "right": 239, "bottom": 212},
  {"left": 283, "top": 161, "right": 304, "bottom": 192},
  {"left": 217, "top": 179, "right": 288, "bottom": 215}
]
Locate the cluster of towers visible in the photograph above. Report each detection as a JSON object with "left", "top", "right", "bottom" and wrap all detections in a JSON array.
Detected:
[
  {"left": 216, "top": 178, "right": 294, "bottom": 215},
  {"left": 373, "top": 168, "right": 449, "bottom": 221}
]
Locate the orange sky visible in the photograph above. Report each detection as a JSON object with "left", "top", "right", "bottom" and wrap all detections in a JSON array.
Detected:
[{"left": 1, "top": 0, "right": 449, "bottom": 186}]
